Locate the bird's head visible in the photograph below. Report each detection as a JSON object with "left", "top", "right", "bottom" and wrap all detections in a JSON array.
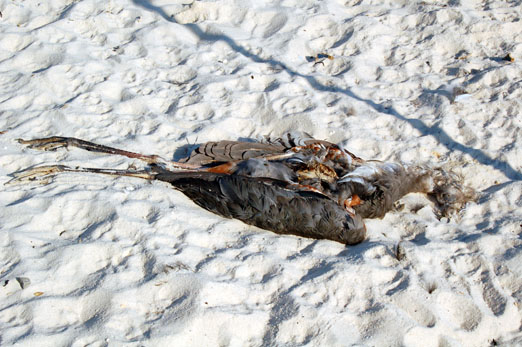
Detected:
[{"left": 427, "top": 168, "right": 478, "bottom": 218}]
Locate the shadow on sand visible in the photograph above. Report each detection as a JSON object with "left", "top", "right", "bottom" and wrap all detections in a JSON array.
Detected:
[{"left": 131, "top": 0, "right": 521, "bottom": 188}]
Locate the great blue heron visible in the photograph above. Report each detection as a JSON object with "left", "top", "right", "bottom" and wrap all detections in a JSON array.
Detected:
[{"left": 7, "top": 133, "right": 476, "bottom": 244}]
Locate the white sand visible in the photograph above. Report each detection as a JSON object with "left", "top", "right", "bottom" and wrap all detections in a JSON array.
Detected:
[{"left": 1, "top": 0, "right": 521, "bottom": 345}]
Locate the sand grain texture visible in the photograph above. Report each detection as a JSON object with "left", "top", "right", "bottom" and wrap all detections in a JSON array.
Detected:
[{"left": 1, "top": 0, "right": 521, "bottom": 346}]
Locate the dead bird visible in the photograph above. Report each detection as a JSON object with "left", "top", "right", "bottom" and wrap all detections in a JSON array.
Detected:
[{"left": 6, "top": 134, "right": 476, "bottom": 244}]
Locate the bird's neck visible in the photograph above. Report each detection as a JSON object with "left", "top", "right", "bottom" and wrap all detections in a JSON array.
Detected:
[{"left": 401, "top": 164, "right": 436, "bottom": 195}]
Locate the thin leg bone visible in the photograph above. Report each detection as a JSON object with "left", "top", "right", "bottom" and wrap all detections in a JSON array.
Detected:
[
  {"left": 17, "top": 137, "right": 201, "bottom": 170},
  {"left": 5, "top": 164, "right": 158, "bottom": 185}
]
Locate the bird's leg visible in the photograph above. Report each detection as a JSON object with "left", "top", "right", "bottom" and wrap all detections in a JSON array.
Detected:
[
  {"left": 18, "top": 137, "right": 159, "bottom": 162},
  {"left": 17, "top": 137, "right": 201, "bottom": 170},
  {"left": 5, "top": 164, "right": 158, "bottom": 186}
]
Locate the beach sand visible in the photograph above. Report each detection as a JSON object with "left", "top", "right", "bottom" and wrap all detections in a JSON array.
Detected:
[{"left": 1, "top": 0, "right": 521, "bottom": 345}]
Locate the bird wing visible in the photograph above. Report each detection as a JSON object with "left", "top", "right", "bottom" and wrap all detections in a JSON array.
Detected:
[
  {"left": 181, "top": 132, "right": 345, "bottom": 166},
  {"left": 154, "top": 170, "right": 366, "bottom": 244},
  {"left": 263, "top": 131, "right": 336, "bottom": 149},
  {"left": 179, "top": 134, "right": 366, "bottom": 207},
  {"left": 181, "top": 140, "right": 285, "bottom": 165}
]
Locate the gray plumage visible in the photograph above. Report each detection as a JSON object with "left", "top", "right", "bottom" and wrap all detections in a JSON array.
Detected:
[
  {"left": 181, "top": 141, "right": 285, "bottom": 165},
  {"left": 9, "top": 133, "right": 477, "bottom": 244},
  {"left": 154, "top": 169, "right": 366, "bottom": 244},
  {"left": 183, "top": 133, "right": 476, "bottom": 219}
]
